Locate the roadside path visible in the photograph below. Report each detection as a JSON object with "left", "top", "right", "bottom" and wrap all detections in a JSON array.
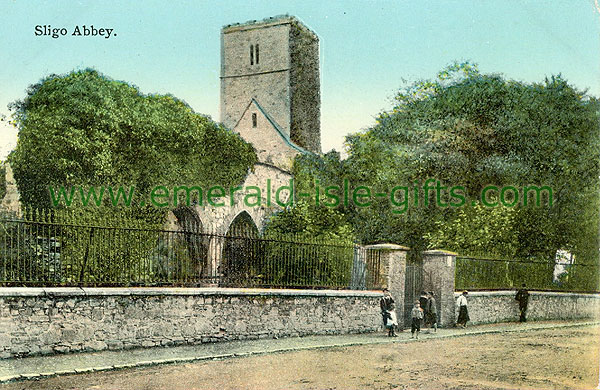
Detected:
[{"left": 1, "top": 319, "right": 597, "bottom": 383}]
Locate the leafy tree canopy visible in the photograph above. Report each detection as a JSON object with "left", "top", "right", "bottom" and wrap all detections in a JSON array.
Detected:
[
  {"left": 289, "top": 62, "right": 600, "bottom": 262},
  {"left": 9, "top": 69, "right": 257, "bottom": 209},
  {"left": 255, "top": 151, "right": 356, "bottom": 285},
  {"left": 263, "top": 151, "right": 355, "bottom": 243}
]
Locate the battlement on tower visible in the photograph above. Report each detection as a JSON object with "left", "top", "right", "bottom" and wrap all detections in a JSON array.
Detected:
[{"left": 222, "top": 15, "right": 318, "bottom": 40}]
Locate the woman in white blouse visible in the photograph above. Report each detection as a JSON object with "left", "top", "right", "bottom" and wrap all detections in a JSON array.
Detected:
[{"left": 456, "top": 290, "right": 469, "bottom": 328}]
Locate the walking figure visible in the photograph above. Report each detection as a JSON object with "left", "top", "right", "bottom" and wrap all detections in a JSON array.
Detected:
[
  {"left": 515, "top": 284, "right": 530, "bottom": 322},
  {"left": 380, "top": 288, "right": 398, "bottom": 337},
  {"left": 456, "top": 290, "right": 469, "bottom": 328},
  {"left": 411, "top": 301, "right": 424, "bottom": 339}
]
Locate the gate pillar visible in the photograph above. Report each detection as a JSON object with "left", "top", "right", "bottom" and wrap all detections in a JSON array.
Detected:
[
  {"left": 365, "top": 244, "right": 409, "bottom": 327},
  {"left": 423, "top": 250, "right": 457, "bottom": 327}
]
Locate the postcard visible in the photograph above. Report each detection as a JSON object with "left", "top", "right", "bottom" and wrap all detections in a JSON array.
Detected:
[{"left": 0, "top": 1, "right": 598, "bottom": 389}]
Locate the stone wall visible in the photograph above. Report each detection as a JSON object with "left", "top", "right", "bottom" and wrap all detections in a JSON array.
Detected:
[
  {"left": 194, "top": 162, "right": 293, "bottom": 234},
  {"left": 232, "top": 100, "right": 301, "bottom": 170},
  {"left": 221, "top": 70, "right": 291, "bottom": 138},
  {"left": 221, "top": 20, "right": 292, "bottom": 134},
  {"left": 455, "top": 290, "right": 600, "bottom": 325},
  {"left": 289, "top": 19, "right": 321, "bottom": 154},
  {"left": 162, "top": 163, "right": 294, "bottom": 282},
  {"left": 0, "top": 287, "right": 383, "bottom": 359}
]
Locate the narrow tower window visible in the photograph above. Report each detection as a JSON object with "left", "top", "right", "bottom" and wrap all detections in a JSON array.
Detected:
[
  {"left": 250, "top": 44, "right": 254, "bottom": 65},
  {"left": 255, "top": 44, "right": 259, "bottom": 64},
  {"left": 252, "top": 113, "right": 257, "bottom": 128}
]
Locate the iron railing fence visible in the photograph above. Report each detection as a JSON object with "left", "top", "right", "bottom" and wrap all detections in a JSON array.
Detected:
[
  {"left": 0, "top": 214, "right": 384, "bottom": 290},
  {"left": 455, "top": 256, "right": 600, "bottom": 293},
  {"left": 221, "top": 233, "right": 372, "bottom": 289}
]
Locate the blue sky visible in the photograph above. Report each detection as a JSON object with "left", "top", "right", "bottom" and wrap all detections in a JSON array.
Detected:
[{"left": 1, "top": 0, "right": 599, "bottom": 160}]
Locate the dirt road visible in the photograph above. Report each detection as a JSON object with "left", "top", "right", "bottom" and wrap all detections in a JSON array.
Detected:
[{"left": 3, "top": 325, "right": 599, "bottom": 390}]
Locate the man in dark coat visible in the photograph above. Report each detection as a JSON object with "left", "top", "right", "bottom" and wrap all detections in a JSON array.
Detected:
[
  {"left": 380, "top": 288, "right": 398, "bottom": 336},
  {"left": 515, "top": 284, "right": 530, "bottom": 322}
]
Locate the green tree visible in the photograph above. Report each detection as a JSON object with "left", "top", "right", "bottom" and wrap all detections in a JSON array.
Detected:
[
  {"left": 345, "top": 62, "right": 599, "bottom": 262},
  {"left": 8, "top": 69, "right": 257, "bottom": 208},
  {"left": 262, "top": 151, "right": 355, "bottom": 288},
  {"left": 5, "top": 69, "right": 258, "bottom": 285},
  {"left": 280, "top": 62, "right": 598, "bottom": 280},
  {"left": 264, "top": 151, "right": 354, "bottom": 242}
]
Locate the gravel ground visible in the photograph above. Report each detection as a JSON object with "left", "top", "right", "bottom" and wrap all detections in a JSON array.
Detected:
[{"left": 2, "top": 325, "right": 599, "bottom": 390}]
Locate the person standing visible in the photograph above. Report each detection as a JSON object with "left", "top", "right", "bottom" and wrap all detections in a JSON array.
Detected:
[
  {"left": 411, "top": 301, "right": 424, "bottom": 339},
  {"left": 515, "top": 284, "right": 530, "bottom": 322},
  {"left": 380, "top": 288, "right": 398, "bottom": 337},
  {"left": 427, "top": 291, "right": 438, "bottom": 332},
  {"left": 456, "top": 290, "right": 469, "bottom": 328}
]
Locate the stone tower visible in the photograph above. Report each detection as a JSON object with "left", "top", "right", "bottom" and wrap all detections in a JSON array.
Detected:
[{"left": 220, "top": 15, "right": 321, "bottom": 155}]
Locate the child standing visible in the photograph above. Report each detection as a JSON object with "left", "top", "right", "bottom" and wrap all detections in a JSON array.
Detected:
[{"left": 411, "top": 301, "right": 424, "bottom": 339}]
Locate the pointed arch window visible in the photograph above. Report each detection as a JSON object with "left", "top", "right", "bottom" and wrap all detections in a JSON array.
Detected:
[{"left": 252, "top": 113, "right": 257, "bottom": 128}]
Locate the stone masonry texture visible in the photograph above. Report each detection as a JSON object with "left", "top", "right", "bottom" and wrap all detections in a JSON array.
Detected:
[
  {"left": 289, "top": 18, "right": 321, "bottom": 154},
  {"left": 454, "top": 290, "right": 600, "bottom": 325},
  {"left": 0, "top": 287, "right": 382, "bottom": 359},
  {"left": 423, "top": 251, "right": 457, "bottom": 327},
  {"left": 221, "top": 16, "right": 321, "bottom": 154},
  {"left": 1, "top": 288, "right": 599, "bottom": 359},
  {"left": 0, "top": 163, "right": 21, "bottom": 217},
  {"left": 364, "top": 244, "right": 407, "bottom": 327}
]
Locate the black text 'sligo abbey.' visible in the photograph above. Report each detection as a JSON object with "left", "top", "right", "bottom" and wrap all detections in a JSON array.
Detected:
[{"left": 34, "top": 25, "right": 116, "bottom": 39}]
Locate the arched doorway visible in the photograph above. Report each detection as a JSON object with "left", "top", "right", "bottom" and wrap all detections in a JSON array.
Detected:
[
  {"left": 173, "top": 207, "right": 208, "bottom": 278},
  {"left": 220, "top": 211, "right": 263, "bottom": 287},
  {"left": 156, "top": 207, "right": 207, "bottom": 285}
]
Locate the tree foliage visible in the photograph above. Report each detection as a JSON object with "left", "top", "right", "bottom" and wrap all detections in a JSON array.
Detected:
[
  {"left": 8, "top": 69, "right": 257, "bottom": 209},
  {"left": 264, "top": 151, "right": 354, "bottom": 242},
  {"left": 285, "top": 63, "right": 599, "bottom": 267},
  {"left": 346, "top": 62, "right": 598, "bottom": 261},
  {"left": 5, "top": 69, "right": 259, "bottom": 284}
]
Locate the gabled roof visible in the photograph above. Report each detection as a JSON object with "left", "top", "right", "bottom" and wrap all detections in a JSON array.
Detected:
[{"left": 234, "top": 98, "right": 310, "bottom": 155}]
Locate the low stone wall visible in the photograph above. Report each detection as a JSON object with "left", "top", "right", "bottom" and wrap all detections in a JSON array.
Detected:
[
  {"left": 455, "top": 290, "right": 600, "bottom": 325},
  {"left": 0, "top": 287, "right": 383, "bottom": 359}
]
